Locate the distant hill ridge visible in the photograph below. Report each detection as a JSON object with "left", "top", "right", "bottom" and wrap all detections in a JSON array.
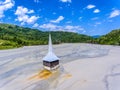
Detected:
[
  {"left": 92, "top": 35, "right": 101, "bottom": 38},
  {"left": 97, "top": 29, "right": 120, "bottom": 45},
  {"left": 0, "top": 23, "right": 120, "bottom": 49},
  {"left": 0, "top": 23, "right": 93, "bottom": 49}
]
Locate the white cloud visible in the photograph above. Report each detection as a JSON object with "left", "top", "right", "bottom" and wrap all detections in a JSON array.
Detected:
[
  {"left": 28, "top": 10, "right": 34, "bottom": 14},
  {"left": 64, "top": 25, "right": 84, "bottom": 32},
  {"left": 0, "top": 0, "right": 14, "bottom": 18},
  {"left": 33, "top": 23, "right": 39, "bottom": 28},
  {"left": 109, "top": 9, "right": 120, "bottom": 18},
  {"left": 15, "top": 6, "right": 34, "bottom": 15},
  {"left": 39, "top": 23, "right": 84, "bottom": 33},
  {"left": 93, "top": 9, "right": 100, "bottom": 13},
  {"left": 60, "top": 0, "right": 71, "bottom": 3},
  {"left": 66, "top": 21, "right": 72, "bottom": 24},
  {"left": 50, "top": 16, "right": 64, "bottom": 23},
  {"left": 82, "top": 30, "right": 86, "bottom": 33},
  {"left": 15, "top": 6, "right": 39, "bottom": 24},
  {"left": 86, "top": 4, "right": 95, "bottom": 9},
  {"left": 39, "top": 23, "right": 61, "bottom": 31},
  {"left": 27, "top": 16, "right": 39, "bottom": 24},
  {"left": 65, "top": 25, "right": 74, "bottom": 30}
]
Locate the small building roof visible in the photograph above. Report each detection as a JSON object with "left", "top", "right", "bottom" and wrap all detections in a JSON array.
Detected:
[{"left": 43, "top": 34, "right": 59, "bottom": 62}]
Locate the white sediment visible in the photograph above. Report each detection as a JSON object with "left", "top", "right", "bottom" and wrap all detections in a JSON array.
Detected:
[{"left": 0, "top": 43, "right": 120, "bottom": 90}]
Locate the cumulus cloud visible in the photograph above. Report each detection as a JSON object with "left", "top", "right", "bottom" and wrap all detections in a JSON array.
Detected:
[
  {"left": 28, "top": 10, "right": 34, "bottom": 14},
  {"left": 66, "top": 21, "right": 72, "bottom": 24},
  {"left": 93, "top": 9, "right": 100, "bottom": 13},
  {"left": 39, "top": 23, "right": 61, "bottom": 30},
  {"left": 15, "top": 6, "right": 39, "bottom": 25},
  {"left": 65, "top": 25, "right": 83, "bottom": 30},
  {"left": 39, "top": 23, "right": 84, "bottom": 33},
  {"left": 64, "top": 25, "right": 84, "bottom": 32},
  {"left": 60, "top": 0, "right": 71, "bottom": 3},
  {"left": 109, "top": 9, "right": 120, "bottom": 18},
  {"left": 50, "top": 16, "right": 64, "bottom": 23},
  {"left": 0, "top": 0, "right": 14, "bottom": 18},
  {"left": 33, "top": 23, "right": 39, "bottom": 28},
  {"left": 86, "top": 4, "right": 95, "bottom": 9}
]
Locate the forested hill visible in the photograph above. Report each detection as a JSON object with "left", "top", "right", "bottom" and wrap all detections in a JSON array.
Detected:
[
  {"left": 97, "top": 29, "right": 120, "bottom": 45},
  {"left": 0, "top": 23, "right": 120, "bottom": 49},
  {"left": 0, "top": 23, "right": 93, "bottom": 49}
]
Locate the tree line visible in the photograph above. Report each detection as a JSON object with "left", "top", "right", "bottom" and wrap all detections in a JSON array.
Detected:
[{"left": 0, "top": 23, "right": 93, "bottom": 49}]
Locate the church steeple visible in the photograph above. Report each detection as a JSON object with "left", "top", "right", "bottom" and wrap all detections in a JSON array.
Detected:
[
  {"left": 43, "top": 34, "right": 60, "bottom": 71},
  {"left": 48, "top": 34, "right": 53, "bottom": 53}
]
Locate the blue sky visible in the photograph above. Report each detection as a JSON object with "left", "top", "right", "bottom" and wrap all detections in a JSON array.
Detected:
[{"left": 0, "top": 0, "right": 120, "bottom": 35}]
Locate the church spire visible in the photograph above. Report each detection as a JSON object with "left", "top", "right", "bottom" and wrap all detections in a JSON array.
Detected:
[
  {"left": 43, "top": 33, "right": 59, "bottom": 62},
  {"left": 48, "top": 34, "right": 53, "bottom": 53}
]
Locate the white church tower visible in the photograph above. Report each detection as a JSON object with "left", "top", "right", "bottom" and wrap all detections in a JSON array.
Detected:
[{"left": 43, "top": 34, "right": 60, "bottom": 71}]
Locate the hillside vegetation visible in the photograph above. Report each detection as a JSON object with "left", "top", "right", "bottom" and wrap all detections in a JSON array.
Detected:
[
  {"left": 97, "top": 29, "right": 120, "bottom": 45},
  {"left": 0, "top": 23, "right": 120, "bottom": 49},
  {"left": 0, "top": 23, "right": 93, "bottom": 49}
]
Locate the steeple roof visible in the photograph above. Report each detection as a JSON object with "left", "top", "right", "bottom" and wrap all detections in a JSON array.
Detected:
[{"left": 43, "top": 34, "right": 59, "bottom": 62}]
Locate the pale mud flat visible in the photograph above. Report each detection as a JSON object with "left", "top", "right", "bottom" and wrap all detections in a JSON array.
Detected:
[{"left": 0, "top": 43, "right": 120, "bottom": 90}]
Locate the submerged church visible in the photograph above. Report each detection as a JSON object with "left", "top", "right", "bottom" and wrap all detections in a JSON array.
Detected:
[{"left": 43, "top": 34, "right": 60, "bottom": 71}]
